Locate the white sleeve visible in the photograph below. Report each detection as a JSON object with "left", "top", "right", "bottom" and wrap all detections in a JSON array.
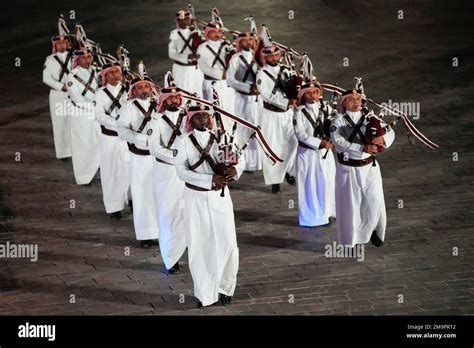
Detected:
[
  {"left": 293, "top": 109, "right": 322, "bottom": 150},
  {"left": 382, "top": 122, "right": 395, "bottom": 148},
  {"left": 232, "top": 151, "right": 246, "bottom": 181},
  {"left": 293, "top": 109, "right": 321, "bottom": 150},
  {"left": 94, "top": 91, "right": 117, "bottom": 129},
  {"left": 175, "top": 137, "right": 214, "bottom": 189},
  {"left": 67, "top": 75, "right": 93, "bottom": 112},
  {"left": 43, "top": 58, "right": 64, "bottom": 91},
  {"left": 330, "top": 116, "right": 365, "bottom": 157},
  {"left": 116, "top": 104, "right": 149, "bottom": 147},
  {"left": 168, "top": 31, "right": 189, "bottom": 64},
  {"left": 148, "top": 118, "right": 178, "bottom": 164},
  {"left": 256, "top": 69, "right": 289, "bottom": 110},
  {"left": 226, "top": 56, "right": 251, "bottom": 94}
]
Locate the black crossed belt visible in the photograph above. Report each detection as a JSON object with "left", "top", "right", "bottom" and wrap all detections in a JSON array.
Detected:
[
  {"left": 185, "top": 182, "right": 218, "bottom": 192},
  {"left": 204, "top": 74, "right": 224, "bottom": 81},
  {"left": 263, "top": 101, "right": 287, "bottom": 113},
  {"left": 127, "top": 142, "right": 150, "bottom": 156},
  {"left": 100, "top": 125, "right": 118, "bottom": 137},
  {"left": 236, "top": 90, "right": 253, "bottom": 96},
  {"left": 155, "top": 157, "right": 172, "bottom": 165},
  {"left": 298, "top": 141, "right": 314, "bottom": 150},
  {"left": 173, "top": 60, "right": 197, "bottom": 66},
  {"left": 337, "top": 153, "right": 374, "bottom": 167}
]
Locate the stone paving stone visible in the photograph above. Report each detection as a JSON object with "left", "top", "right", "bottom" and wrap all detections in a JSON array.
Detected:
[{"left": 0, "top": 0, "right": 472, "bottom": 316}]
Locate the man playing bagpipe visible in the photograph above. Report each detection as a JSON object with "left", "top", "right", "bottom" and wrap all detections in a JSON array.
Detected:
[
  {"left": 330, "top": 84, "right": 395, "bottom": 247},
  {"left": 196, "top": 20, "right": 235, "bottom": 123},
  {"left": 94, "top": 61, "right": 130, "bottom": 219},
  {"left": 43, "top": 24, "right": 73, "bottom": 161},
  {"left": 293, "top": 78, "right": 336, "bottom": 227},
  {"left": 148, "top": 73, "right": 187, "bottom": 275},
  {"left": 174, "top": 103, "right": 245, "bottom": 308},
  {"left": 116, "top": 64, "right": 160, "bottom": 248},
  {"left": 168, "top": 9, "right": 204, "bottom": 97},
  {"left": 226, "top": 18, "right": 262, "bottom": 172},
  {"left": 66, "top": 46, "right": 101, "bottom": 185},
  {"left": 256, "top": 33, "right": 299, "bottom": 193}
]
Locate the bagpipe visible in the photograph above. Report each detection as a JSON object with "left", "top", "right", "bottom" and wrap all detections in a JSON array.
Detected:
[
  {"left": 210, "top": 82, "right": 244, "bottom": 197},
  {"left": 186, "top": 3, "right": 205, "bottom": 60},
  {"left": 318, "top": 94, "right": 337, "bottom": 160}
]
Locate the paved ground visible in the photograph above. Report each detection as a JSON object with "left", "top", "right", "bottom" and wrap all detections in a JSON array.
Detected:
[{"left": 0, "top": 0, "right": 473, "bottom": 315}]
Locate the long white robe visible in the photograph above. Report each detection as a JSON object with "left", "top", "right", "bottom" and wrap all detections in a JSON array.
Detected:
[
  {"left": 330, "top": 110, "right": 395, "bottom": 246},
  {"left": 148, "top": 110, "right": 187, "bottom": 269},
  {"left": 66, "top": 66, "right": 100, "bottom": 185},
  {"left": 94, "top": 83, "right": 130, "bottom": 213},
  {"left": 293, "top": 103, "right": 336, "bottom": 227},
  {"left": 168, "top": 27, "right": 204, "bottom": 97},
  {"left": 43, "top": 51, "right": 72, "bottom": 159},
  {"left": 256, "top": 64, "right": 297, "bottom": 185},
  {"left": 117, "top": 98, "right": 159, "bottom": 241},
  {"left": 226, "top": 50, "right": 262, "bottom": 171},
  {"left": 197, "top": 39, "right": 235, "bottom": 128},
  {"left": 175, "top": 130, "right": 245, "bottom": 306}
]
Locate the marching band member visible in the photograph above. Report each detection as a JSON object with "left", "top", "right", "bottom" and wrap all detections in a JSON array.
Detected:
[
  {"left": 256, "top": 37, "right": 299, "bottom": 193},
  {"left": 43, "top": 33, "right": 73, "bottom": 160},
  {"left": 94, "top": 62, "right": 130, "bottom": 218},
  {"left": 66, "top": 47, "right": 100, "bottom": 185},
  {"left": 330, "top": 85, "right": 395, "bottom": 247},
  {"left": 148, "top": 74, "right": 187, "bottom": 274},
  {"left": 168, "top": 9, "right": 204, "bottom": 97},
  {"left": 197, "top": 21, "right": 235, "bottom": 127},
  {"left": 175, "top": 103, "right": 245, "bottom": 308},
  {"left": 117, "top": 68, "right": 160, "bottom": 248},
  {"left": 293, "top": 79, "right": 336, "bottom": 227},
  {"left": 226, "top": 24, "right": 262, "bottom": 172}
]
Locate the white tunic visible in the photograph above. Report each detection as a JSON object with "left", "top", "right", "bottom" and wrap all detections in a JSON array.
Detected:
[
  {"left": 148, "top": 109, "right": 187, "bottom": 269},
  {"left": 293, "top": 102, "right": 336, "bottom": 226},
  {"left": 117, "top": 98, "right": 159, "bottom": 241},
  {"left": 330, "top": 110, "right": 395, "bottom": 246},
  {"left": 256, "top": 64, "right": 297, "bottom": 185},
  {"left": 226, "top": 50, "right": 262, "bottom": 171},
  {"left": 43, "top": 51, "right": 72, "bottom": 159},
  {"left": 94, "top": 83, "right": 130, "bottom": 213},
  {"left": 175, "top": 130, "right": 245, "bottom": 306},
  {"left": 66, "top": 66, "right": 100, "bottom": 185},
  {"left": 197, "top": 39, "right": 235, "bottom": 127},
  {"left": 168, "top": 27, "right": 204, "bottom": 97}
]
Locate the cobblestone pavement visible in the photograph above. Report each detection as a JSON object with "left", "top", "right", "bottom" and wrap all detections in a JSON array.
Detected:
[{"left": 0, "top": 0, "right": 472, "bottom": 315}]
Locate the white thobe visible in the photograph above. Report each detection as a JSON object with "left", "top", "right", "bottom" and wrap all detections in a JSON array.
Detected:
[
  {"left": 168, "top": 27, "right": 204, "bottom": 97},
  {"left": 256, "top": 64, "right": 297, "bottom": 185},
  {"left": 117, "top": 98, "right": 159, "bottom": 241},
  {"left": 226, "top": 50, "right": 262, "bottom": 171},
  {"left": 197, "top": 39, "right": 235, "bottom": 128},
  {"left": 66, "top": 66, "right": 100, "bottom": 185},
  {"left": 293, "top": 103, "right": 336, "bottom": 226},
  {"left": 330, "top": 110, "right": 395, "bottom": 246},
  {"left": 43, "top": 51, "right": 72, "bottom": 159},
  {"left": 94, "top": 83, "right": 130, "bottom": 213},
  {"left": 175, "top": 129, "right": 245, "bottom": 306},
  {"left": 148, "top": 110, "right": 187, "bottom": 269}
]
